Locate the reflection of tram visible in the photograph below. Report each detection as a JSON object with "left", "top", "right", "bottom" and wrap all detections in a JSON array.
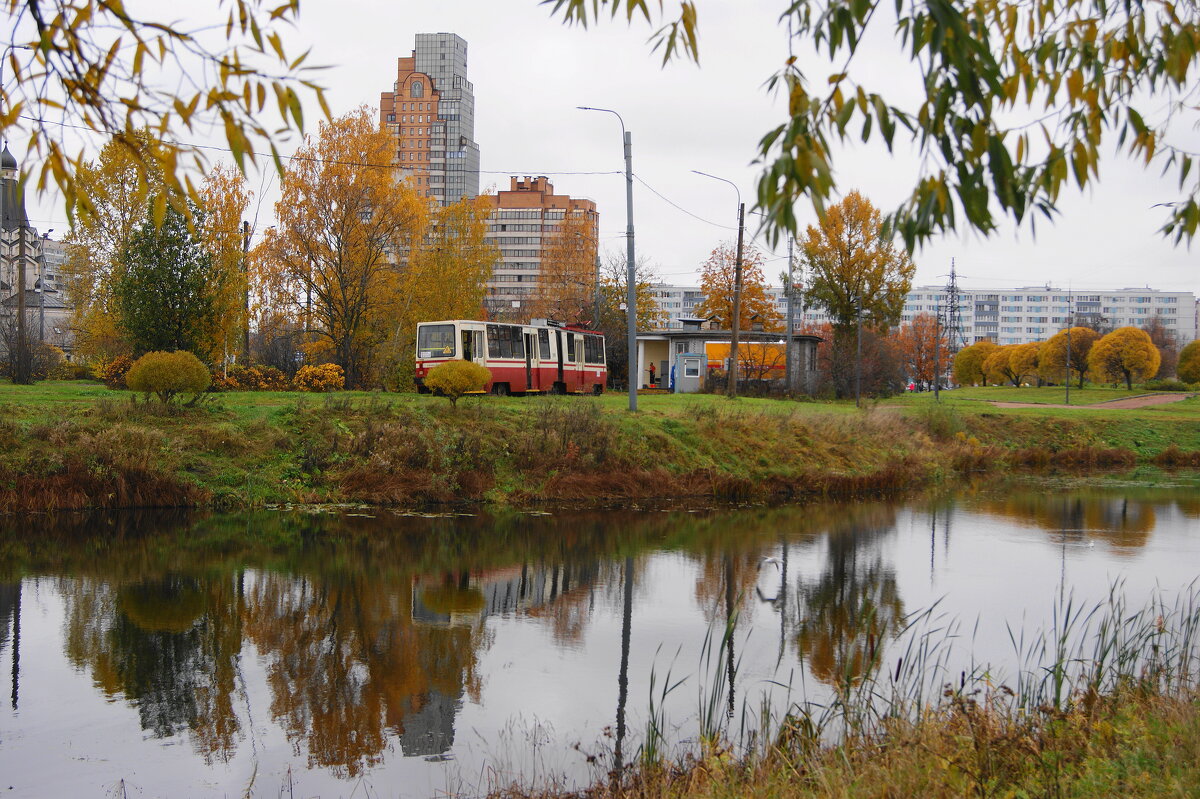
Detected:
[{"left": 415, "top": 319, "right": 607, "bottom": 396}]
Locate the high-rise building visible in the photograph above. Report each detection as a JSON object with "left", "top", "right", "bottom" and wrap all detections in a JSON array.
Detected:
[
  {"left": 481, "top": 176, "right": 598, "bottom": 318},
  {"left": 380, "top": 33, "right": 480, "bottom": 205}
]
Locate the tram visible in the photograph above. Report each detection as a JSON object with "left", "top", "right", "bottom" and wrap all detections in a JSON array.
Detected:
[{"left": 415, "top": 319, "right": 607, "bottom": 396}]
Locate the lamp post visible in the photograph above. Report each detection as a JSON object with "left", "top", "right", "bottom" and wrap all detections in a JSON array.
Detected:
[
  {"left": 692, "top": 170, "right": 745, "bottom": 398},
  {"left": 579, "top": 106, "right": 637, "bottom": 411}
]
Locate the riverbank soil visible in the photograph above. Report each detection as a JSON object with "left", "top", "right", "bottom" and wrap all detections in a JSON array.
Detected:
[{"left": 0, "top": 382, "right": 1198, "bottom": 511}]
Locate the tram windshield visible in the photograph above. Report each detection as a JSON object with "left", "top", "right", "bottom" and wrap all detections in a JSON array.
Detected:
[{"left": 417, "top": 324, "right": 456, "bottom": 357}]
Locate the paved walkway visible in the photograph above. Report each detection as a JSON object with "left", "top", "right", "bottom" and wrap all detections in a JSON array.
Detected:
[{"left": 990, "top": 392, "right": 1196, "bottom": 410}]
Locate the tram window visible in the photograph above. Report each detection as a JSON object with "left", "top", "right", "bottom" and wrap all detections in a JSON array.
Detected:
[
  {"left": 538, "top": 329, "right": 551, "bottom": 360},
  {"left": 461, "top": 330, "right": 473, "bottom": 360},
  {"left": 486, "top": 325, "right": 501, "bottom": 358},
  {"left": 583, "top": 334, "right": 604, "bottom": 364},
  {"left": 510, "top": 326, "right": 525, "bottom": 359},
  {"left": 566, "top": 333, "right": 576, "bottom": 361},
  {"left": 418, "top": 324, "right": 455, "bottom": 357}
]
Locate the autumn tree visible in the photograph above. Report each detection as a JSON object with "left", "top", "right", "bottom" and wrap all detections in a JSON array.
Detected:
[
  {"left": 114, "top": 204, "right": 220, "bottom": 357},
  {"left": 983, "top": 345, "right": 1024, "bottom": 386},
  {"left": 264, "top": 107, "right": 427, "bottom": 389},
  {"left": 551, "top": 1, "right": 1200, "bottom": 246},
  {"left": 1009, "top": 342, "right": 1042, "bottom": 386},
  {"left": 693, "top": 242, "right": 783, "bottom": 331},
  {"left": 62, "top": 132, "right": 163, "bottom": 363},
  {"left": 1039, "top": 327, "right": 1100, "bottom": 388},
  {"left": 384, "top": 196, "right": 498, "bottom": 389},
  {"left": 526, "top": 210, "right": 599, "bottom": 325},
  {"left": 1087, "top": 327, "right": 1161, "bottom": 389},
  {"left": 200, "top": 164, "right": 253, "bottom": 368},
  {"left": 893, "top": 312, "right": 943, "bottom": 389},
  {"left": 1178, "top": 341, "right": 1200, "bottom": 384},
  {"left": 1, "top": 1, "right": 326, "bottom": 222},
  {"left": 1141, "top": 316, "right": 1179, "bottom": 378},
  {"left": 800, "top": 191, "right": 915, "bottom": 339},
  {"left": 952, "top": 341, "right": 999, "bottom": 386},
  {"left": 595, "top": 252, "right": 666, "bottom": 387}
]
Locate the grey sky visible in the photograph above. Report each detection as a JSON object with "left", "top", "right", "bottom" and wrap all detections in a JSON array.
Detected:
[{"left": 22, "top": 0, "right": 1199, "bottom": 295}]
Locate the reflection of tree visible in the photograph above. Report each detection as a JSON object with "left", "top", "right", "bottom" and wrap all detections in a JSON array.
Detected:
[
  {"left": 241, "top": 572, "right": 489, "bottom": 775},
  {"left": 791, "top": 515, "right": 904, "bottom": 687},
  {"left": 61, "top": 575, "right": 243, "bottom": 762},
  {"left": 976, "top": 493, "right": 1156, "bottom": 552}
]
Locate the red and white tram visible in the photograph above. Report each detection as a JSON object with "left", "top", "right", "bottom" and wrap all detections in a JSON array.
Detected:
[{"left": 415, "top": 319, "right": 607, "bottom": 396}]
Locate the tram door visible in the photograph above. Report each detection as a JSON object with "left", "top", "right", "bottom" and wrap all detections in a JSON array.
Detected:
[
  {"left": 461, "top": 328, "right": 485, "bottom": 365},
  {"left": 554, "top": 331, "right": 565, "bottom": 384},
  {"left": 523, "top": 332, "right": 535, "bottom": 391}
]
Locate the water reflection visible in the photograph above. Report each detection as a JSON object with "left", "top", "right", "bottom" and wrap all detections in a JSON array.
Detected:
[{"left": 0, "top": 479, "right": 1197, "bottom": 795}]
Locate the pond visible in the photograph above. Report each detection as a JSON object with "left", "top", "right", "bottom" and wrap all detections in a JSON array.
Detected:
[{"left": 1, "top": 476, "right": 1198, "bottom": 797}]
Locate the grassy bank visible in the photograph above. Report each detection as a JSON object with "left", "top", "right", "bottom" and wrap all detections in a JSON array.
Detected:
[{"left": 0, "top": 381, "right": 1198, "bottom": 511}]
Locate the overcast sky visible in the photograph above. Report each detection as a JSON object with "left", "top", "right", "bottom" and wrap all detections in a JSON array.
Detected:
[{"left": 21, "top": 0, "right": 1199, "bottom": 295}]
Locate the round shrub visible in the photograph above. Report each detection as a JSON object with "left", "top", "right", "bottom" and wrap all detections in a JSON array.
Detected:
[
  {"left": 98, "top": 354, "right": 134, "bottom": 389},
  {"left": 1179, "top": 341, "right": 1200, "bottom": 385},
  {"left": 424, "top": 360, "right": 491, "bottom": 406},
  {"left": 126, "top": 350, "right": 212, "bottom": 404},
  {"left": 293, "top": 363, "right": 345, "bottom": 392}
]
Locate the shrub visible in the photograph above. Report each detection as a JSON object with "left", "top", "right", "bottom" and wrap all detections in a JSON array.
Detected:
[
  {"left": 98, "top": 354, "right": 134, "bottom": 389},
  {"left": 1142, "top": 378, "right": 1192, "bottom": 392},
  {"left": 125, "top": 351, "right": 212, "bottom": 404},
  {"left": 424, "top": 360, "right": 491, "bottom": 406},
  {"left": 293, "top": 363, "right": 345, "bottom": 392},
  {"left": 215, "top": 364, "right": 290, "bottom": 391}
]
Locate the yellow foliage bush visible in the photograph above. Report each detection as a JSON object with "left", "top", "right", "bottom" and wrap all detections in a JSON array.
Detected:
[
  {"left": 126, "top": 351, "right": 212, "bottom": 404},
  {"left": 425, "top": 360, "right": 491, "bottom": 406},
  {"left": 97, "top": 354, "right": 134, "bottom": 389},
  {"left": 214, "top": 364, "right": 290, "bottom": 391},
  {"left": 293, "top": 363, "right": 345, "bottom": 392}
]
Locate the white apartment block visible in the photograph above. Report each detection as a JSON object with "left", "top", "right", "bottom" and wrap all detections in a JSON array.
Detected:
[{"left": 648, "top": 283, "right": 1198, "bottom": 347}]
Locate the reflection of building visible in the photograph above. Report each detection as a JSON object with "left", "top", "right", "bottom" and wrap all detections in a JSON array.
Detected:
[
  {"left": 480, "top": 176, "right": 599, "bottom": 319},
  {"left": 379, "top": 32, "right": 480, "bottom": 206},
  {"left": 397, "top": 688, "right": 458, "bottom": 757}
]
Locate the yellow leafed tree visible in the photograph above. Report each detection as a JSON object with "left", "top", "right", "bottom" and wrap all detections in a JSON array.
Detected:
[
  {"left": 526, "top": 210, "right": 599, "bottom": 325},
  {"left": 62, "top": 131, "right": 163, "bottom": 364},
  {"left": 200, "top": 164, "right": 252, "bottom": 368},
  {"left": 1087, "top": 327, "right": 1161, "bottom": 390},
  {"left": 263, "top": 106, "right": 428, "bottom": 389},
  {"left": 384, "top": 196, "right": 498, "bottom": 389},
  {"left": 694, "top": 242, "right": 783, "bottom": 331}
]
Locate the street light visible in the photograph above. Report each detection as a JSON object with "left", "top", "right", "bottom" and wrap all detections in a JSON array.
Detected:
[
  {"left": 692, "top": 170, "right": 745, "bottom": 398},
  {"left": 578, "top": 106, "right": 637, "bottom": 412}
]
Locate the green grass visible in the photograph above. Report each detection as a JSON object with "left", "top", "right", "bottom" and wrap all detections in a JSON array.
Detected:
[
  {"left": 0, "top": 380, "right": 1198, "bottom": 511},
  {"left": 888, "top": 384, "right": 1166, "bottom": 406}
]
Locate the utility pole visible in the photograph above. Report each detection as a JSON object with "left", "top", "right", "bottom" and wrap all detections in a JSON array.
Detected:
[
  {"left": 855, "top": 293, "right": 863, "bottom": 409},
  {"left": 934, "top": 301, "right": 941, "bottom": 402},
  {"left": 728, "top": 201, "right": 745, "bottom": 398},
  {"left": 594, "top": 249, "right": 601, "bottom": 329},
  {"left": 1065, "top": 288, "right": 1072, "bottom": 405},
  {"left": 785, "top": 236, "right": 795, "bottom": 393},
  {"left": 242, "top": 220, "right": 251, "bottom": 365}
]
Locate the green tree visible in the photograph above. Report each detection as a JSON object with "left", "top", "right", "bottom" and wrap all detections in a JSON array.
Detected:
[
  {"left": 115, "top": 205, "right": 220, "bottom": 357},
  {"left": 549, "top": 1, "right": 1200, "bottom": 246},
  {"left": 1087, "top": 327, "right": 1161, "bottom": 389},
  {"left": 1178, "top": 341, "right": 1200, "bottom": 384},
  {"left": 952, "top": 341, "right": 998, "bottom": 386},
  {"left": 800, "top": 191, "right": 915, "bottom": 338},
  {"left": 1039, "top": 327, "right": 1100, "bottom": 388}
]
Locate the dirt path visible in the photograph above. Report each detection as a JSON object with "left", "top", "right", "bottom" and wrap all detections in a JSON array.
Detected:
[{"left": 990, "top": 393, "right": 1196, "bottom": 410}]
